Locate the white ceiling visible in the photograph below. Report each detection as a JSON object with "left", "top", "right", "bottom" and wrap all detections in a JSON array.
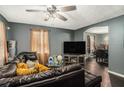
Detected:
[
  {"left": 85, "top": 26, "right": 109, "bottom": 34},
  {"left": 0, "top": 5, "right": 124, "bottom": 30}
]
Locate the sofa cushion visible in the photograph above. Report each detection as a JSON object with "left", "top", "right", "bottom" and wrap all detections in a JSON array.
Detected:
[
  {"left": 54, "top": 63, "right": 82, "bottom": 75},
  {"left": 0, "top": 78, "right": 11, "bottom": 87},
  {"left": 8, "top": 70, "right": 54, "bottom": 86},
  {"left": 15, "top": 52, "right": 38, "bottom": 62},
  {"left": 0, "top": 63, "right": 16, "bottom": 79}
]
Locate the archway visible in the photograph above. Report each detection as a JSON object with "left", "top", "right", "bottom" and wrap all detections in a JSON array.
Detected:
[{"left": 84, "top": 26, "right": 109, "bottom": 64}]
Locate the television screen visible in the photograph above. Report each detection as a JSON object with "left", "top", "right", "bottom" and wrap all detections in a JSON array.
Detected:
[{"left": 64, "top": 41, "right": 86, "bottom": 54}]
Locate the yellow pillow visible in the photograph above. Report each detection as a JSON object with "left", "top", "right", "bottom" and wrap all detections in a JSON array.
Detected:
[
  {"left": 17, "top": 63, "right": 28, "bottom": 69},
  {"left": 35, "top": 63, "right": 49, "bottom": 72},
  {"left": 16, "top": 68, "right": 38, "bottom": 75},
  {"left": 16, "top": 63, "right": 49, "bottom": 76}
]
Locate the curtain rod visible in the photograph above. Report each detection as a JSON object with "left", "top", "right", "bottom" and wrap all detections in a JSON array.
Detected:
[{"left": 30, "top": 28, "right": 48, "bottom": 31}]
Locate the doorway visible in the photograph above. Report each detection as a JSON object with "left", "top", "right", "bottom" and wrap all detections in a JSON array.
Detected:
[{"left": 84, "top": 26, "right": 109, "bottom": 64}]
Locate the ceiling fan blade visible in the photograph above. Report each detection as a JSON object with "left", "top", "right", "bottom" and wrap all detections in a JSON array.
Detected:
[
  {"left": 56, "top": 13, "right": 67, "bottom": 21},
  {"left": 26, "top": 9, "right": 46, "bottom": 12},
  {"left": 61, "top": 6, "right": 76, "bottom": 12},
  {"left": 52, "top": 5, "right": 57, "bottom": 10}
]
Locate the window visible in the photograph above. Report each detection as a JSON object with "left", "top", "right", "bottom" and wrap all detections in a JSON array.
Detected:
[{"left": 31, "top": 28, "right": 49, "bottom": 65}]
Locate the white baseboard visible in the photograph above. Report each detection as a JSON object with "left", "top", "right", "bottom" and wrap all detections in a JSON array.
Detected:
[{"left": 108, "top": 70, "right": 124, "bottom": 78}]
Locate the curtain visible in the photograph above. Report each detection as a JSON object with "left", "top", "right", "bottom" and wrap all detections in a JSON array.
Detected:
[
  {"left": 0, "top": 21, "right": 8, "bottom": 66},
  {"left": 31, "top": 29, "right": 49, "bottom": 65}
]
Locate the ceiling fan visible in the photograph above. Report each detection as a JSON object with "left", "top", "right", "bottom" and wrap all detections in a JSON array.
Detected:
[{"left": 26, "top": 5, "right": 76, "bottom": 21}]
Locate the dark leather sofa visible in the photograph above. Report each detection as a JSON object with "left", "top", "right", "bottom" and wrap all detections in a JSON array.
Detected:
[
  {"left": 0, "top": 63, "right": 102, "bottom": 87},
  {"left": 0, "top": 52, "right": 102, "bottom": 87},
  {"left": 85, "top": 70, "right": 102, "bottom": 87}
]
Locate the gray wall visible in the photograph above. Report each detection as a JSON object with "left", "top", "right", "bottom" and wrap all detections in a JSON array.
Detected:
[
  {"left": 95, "top": 34, "right": 108, "bottom": 46},
  {"left": 74, "top": 15, "right": 124, "bottom": 75},
  {"left": 8, "top": 22, "right": 73, "bottom": 55}
]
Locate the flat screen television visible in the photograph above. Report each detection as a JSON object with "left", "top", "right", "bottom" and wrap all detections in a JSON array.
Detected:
[{"left": 64, "top": 41, "right": 86, "bottom": 54}]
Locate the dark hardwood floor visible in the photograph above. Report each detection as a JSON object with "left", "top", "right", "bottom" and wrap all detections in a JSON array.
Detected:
[
  {"left": 85, "top": 57, "right": 124, "bottom": 87},
  {"left": 109, "top": 73, "right": 124, "bottom": 87},
  {"left": 85, "top": 57, "right": 111, "bottom": 87}
]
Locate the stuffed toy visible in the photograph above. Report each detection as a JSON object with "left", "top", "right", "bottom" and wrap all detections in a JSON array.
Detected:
[
  {"left": 53, "top": 55, "right": 58, "bottom": 65},
  {"left": 48, "top": 56, "right": 54, "bottom": 65},
  {"left": 57, "top": 55, "right": 63, "bottom": 65}
]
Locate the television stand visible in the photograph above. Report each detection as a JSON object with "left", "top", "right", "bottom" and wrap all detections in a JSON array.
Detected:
[{"left": 64, "top": 54, "right": 85, "bottom": 66}]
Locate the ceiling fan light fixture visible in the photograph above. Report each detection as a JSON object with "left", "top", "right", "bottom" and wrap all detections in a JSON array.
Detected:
[
  {"left": 44, "top": 14, "right": 50, "bottom": 21},
  {"left": 44, "top": 18, "right": 48, "bottom": 21},
  {"left": 26, "top": 5, "right": 77, "bottom": 22}
]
